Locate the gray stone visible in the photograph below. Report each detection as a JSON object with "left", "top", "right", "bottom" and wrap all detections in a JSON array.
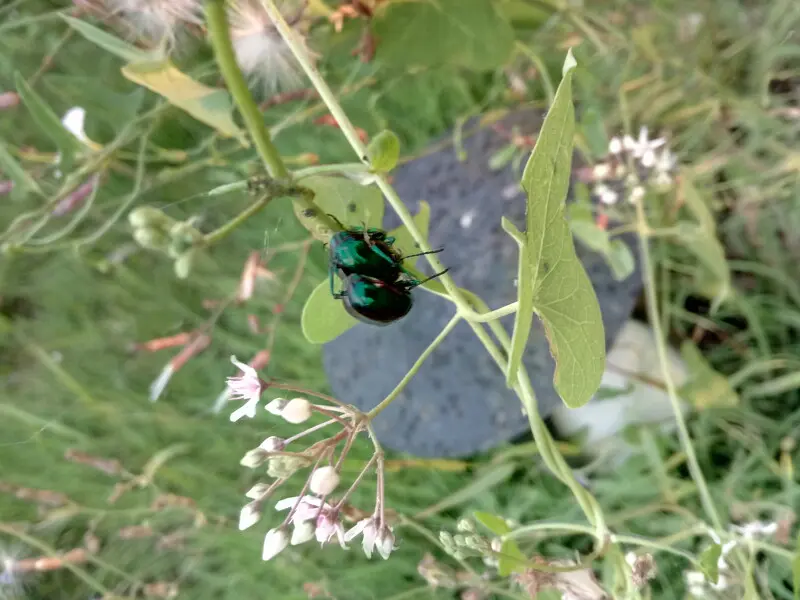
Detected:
[{"left": 323, "top": 109, "right": 643, "bottom": 457}]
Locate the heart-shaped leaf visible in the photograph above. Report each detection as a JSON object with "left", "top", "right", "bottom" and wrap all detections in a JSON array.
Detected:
[
  {"left": 367, "top": 130, "right": 400, "bottom": 173},
  {"left": 301, "top": 279, "right": 358, "bottom": 344}
]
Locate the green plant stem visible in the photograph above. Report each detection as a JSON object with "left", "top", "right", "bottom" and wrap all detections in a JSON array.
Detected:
[
  {"left": 293, "top": 162, "right": 370, "bottom": 179},
  {"left": 634, "top": 197, "right": 723, "bottom": 531},
  {"left": 368, "top": 314, "right": 462, "bottom": 419},
  {"left": 203, "top": 194, "right": 276, "bottom": 246},
  {"left": 266, "top": 0, "right": 617, "bottom": 574},
  {"left": 204, "top": 0, "right": 289, "bottom": 179}
]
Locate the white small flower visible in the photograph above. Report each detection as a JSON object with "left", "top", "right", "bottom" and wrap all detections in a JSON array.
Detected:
[
  {"left": 227, "top": 355, "right": 264, "bottom": 422},
  {"left": 259, "top": 436, "right": 285, "bottom": 452},
  {"left": 655, "top": 149, "right": 677, "bottom": 173},
  {"left": 309, "top": 466, "right": 340, "bottom": 495},
  {"left": 290, "top": 520, "right": 316, "bottom": 545},
  {"left": 608, "top": 136, "right": 622, "bottom": 154},
  {"left": 622, "top": 134, "right": 638, "bottom": 153},
  {"left": 376, "top": 526, "right": 395, "bottom": 559},
  {"left": 345, "top": 517, "right": 379, "bottom": 558},
  {"left": 239, "top": 502, "right": 261, "bottom": 530},
  {"left": 265, "top": 397, "right": 288, "bottom": 415},
  {"left": 592, "top": 163, "right": 612, "bottom": 179},
  {"left": 281, "top": 397, "right": 312, "bottom": 424},
  {"left": 654, "top": 171, "right": 673, "bottom": 189},
  {"left": 276, "top": 495, "right": 330, "bottom": 523},
  {"left": 262, "top": 527, "right": 289, "bottom": 561},
  {"left": 641, "top": 149, "right": 656, "bottom": 168},
  {"left": 240, "top": 448, "right": 268, "bottom": 468},
  {"left": 594, "top": 183, "right": 618, "bottom": 205},
  {"left": 629, "top": 186, "right": 646, "bottom": 204},
  {"left": 62, "top": 107, "right": 88, "bottom": 143},
  {"left": 730, "top": 520, "right": 778, "bottom": 539},
  {"left": 246, "top": 483, "right": 270, "bottom": 500}
]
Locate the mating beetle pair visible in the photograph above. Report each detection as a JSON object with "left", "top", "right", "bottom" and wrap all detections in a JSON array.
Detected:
[{"left": 327, "top": 224, "right": 446, "bottom": 325}]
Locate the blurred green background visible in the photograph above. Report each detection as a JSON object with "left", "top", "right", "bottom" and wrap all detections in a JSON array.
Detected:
[{"left": 1, "top": 0, "right": 799, "bottom": 598}]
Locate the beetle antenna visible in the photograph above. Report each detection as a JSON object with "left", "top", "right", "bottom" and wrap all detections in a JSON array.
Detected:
[
  {"left": 327, "top": 213, "right": 346, "bottom": 229},
  {"left": 415, "top": 268, "right": 449, "bottom": 286},
  {"left": 401, "top": 248, "right": 444, "bottom": 259}
]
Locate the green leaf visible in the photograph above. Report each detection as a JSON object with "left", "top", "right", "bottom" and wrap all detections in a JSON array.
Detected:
[
  {"left": 507, "top": 50, "right": 605, "bottom": 407},
  {"left": 0, "top": 141, "right": 40, "bottom": 198},
  {"left": 677, "top": 176, "right": 731, "bottom": 310},
  {"left": 473, "top": 511, "right": 512, "bottom": 535},
  {"left": 61, "top": 15, "right": 157, "bottom": 63},
  {"left": 580, "top": 105, "right": 609, "bottom": 159},
  {"left": 373, "top": 0, "right": 514, "bottom": 70},
  {"left": 497, "top": 538, "right": 527, "bottom": 576},
  {"left": 388, "top": 201, "right": 431, "bottom": 268},
  {"left": 14, "top": 72, "right": 82, "bottom": 167},
  {"left": 294, "top": 175, "right": 385, "bottom": 242},
  {"left": 679, "top": 341, "right": 740, "bottom": 409},
  {"left": 570, "top": 219, "right": 611, "bottom": 254},
  {"left": 489, "top": 143, "right": 518, "bottom": 171},
  {"left": 121, "top": 60, "right": 246, "bottom": 142},
  {"left": 698, "top": 543, "right": 722, "bottom": 583},
  {"left": 301, "top": 279, "right": 358, "bottom": 344},
  {"left": 367, "top": 130, "right": 400, "bottom": 172},
  {"left": 792, "top": 531, "right": 800, "bottom": 600},
  {"left": 608, "top": 239, "right": 635, "bottom": 280},
  {"left": 744, "top": 371, "right": 800, "bottom": 400}
]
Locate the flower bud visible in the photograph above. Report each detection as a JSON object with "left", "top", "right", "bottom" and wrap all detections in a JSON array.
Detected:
[
  {"left": 173, "top": 250, "right": 195, "bottom": 279},
  {"left": 291, "top": 521, "right": 315, "bottom": 546},
  {"left": 265, "top": 397, "right": 288, "bottom": 416},
  {"left": 240, "top": 448, "right": 268, "bottom": 468},
  {"left": 246, "top": 483, "right": 271, "bottom": 500},
  {"left": 133, "top": 227, "right": 170, "bottom": 251},
  {"left": 262, "top": 527, "right": 289, "bottom": 561},
  {"left": 128, "top": 206, "right": 173, "bottom": 230},
  {"left": 267, "top": 455, "right": 310, "bottom": 479},
  {"left": 281, "top": 397, "right": 312, "bottom": 424},
  {"left": 376, "top": 527, "right": 395, "bottom": 560},
  {"left": 309, "top": 466, "right": 340, "bottom": 495},
  {"left": 456, "top": 519, "right": 475, "bottom": 533},
  {"left": 259, "top": 436, "right": 285, "bottom": 452},
  {"left": 238, "top": 501, "right": 261, "bottom": 530}
]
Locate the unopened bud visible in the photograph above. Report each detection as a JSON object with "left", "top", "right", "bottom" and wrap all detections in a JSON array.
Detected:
[
  {"left": 281, "top": 397, "right": 312, "bottom": 424},
  {"left": 128, "top": 206, "right": 172, "bottom": 230},
  {"left": 259, "top": 436, "right": 285, "bottom": 452},
  {"left": 376, "top": 527, "right": 395, "bottom": 559},
  {"left": 173, "top": 250, "right": 195, "bottom": 279},
  {"left": 267, "top": 455, "right": 310, "bottom": 479},
  {"left": 262, "top": 527, "right": 289, "bottom": 561},
  {"left": 238, "top": 501, "right": 261, "bottom": 530},
  {"left": 240, "top": 448, "right": 268, "bottom": 468},
  {"left": 133, "top": 227, "right": 170, "bottom": 251},
  {"left": 291, "top": 521, "right": 315, "bottom": 545},
  {"left": 246, "top": 483, "right": 271, "bottom": 500},
  {"left": 456, "top": 519, "right": 475, "bottom": 533},
  {"left": 309, "top": 466, "right": 340, "bottom": 495},
  {"left": 265, "top": 397, "right": 288, "bottom": 416}
]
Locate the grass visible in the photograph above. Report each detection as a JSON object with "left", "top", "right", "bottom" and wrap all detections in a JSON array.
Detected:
[{"left": 1, "top": 0, "right": 799, "bottom": 598}]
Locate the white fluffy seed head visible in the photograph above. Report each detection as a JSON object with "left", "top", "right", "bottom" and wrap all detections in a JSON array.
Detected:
[
  {"left": 281, "top": 397, "right": 312, "bottom": 424},
  {"left": 228, "top": 0, "right": 310, "bottom": 95},
  {"left": 106, "top": 0, "right": 201, "bottom": 46},
  {"left": 309, "top": 466, "right": 340, "bottom": 495}
]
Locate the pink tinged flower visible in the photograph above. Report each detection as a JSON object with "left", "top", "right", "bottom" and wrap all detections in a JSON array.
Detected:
[
  {"left": 314, "top": 511, "right": 347, "bottom": 548},
  {"left": 376, "top": 526, "right": 395, "bottom": 560},
  {"left": 290, "top": 521, "right": 315, "bottom": 545},
  {"left": 345, "top": 517, "right": 379, "bottom": 558},
  {"left": 275, "top": 495, "right": 330, "bottom": 524},
  {"left": 309, "top": 466, "right": 340, "bottom": 495},
  {"left": 227, "top": 355, "right": 264, "bottom": 422},
  {"left": 239, "top": 502, "right": 261, "bottom": 530},
  {"left": 262, "top": 527, "right": 289, "bottom": 561},
  {"left": 281, "top": 397, "right": 312, "bottom": 424}
]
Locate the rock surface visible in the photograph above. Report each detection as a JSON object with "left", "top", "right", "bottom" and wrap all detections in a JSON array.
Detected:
[{"left": 323, "top": 109, "right": 644, "bottom": 457}]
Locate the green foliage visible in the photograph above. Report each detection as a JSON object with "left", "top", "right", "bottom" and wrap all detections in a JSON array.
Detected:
[
  {"left": 366, "top": 129, "right": 400, "bottom": 172},
  {"left": 373, "top": 0, "right": 515, "bottom": 70},
  {"left": 698, "top": 543, "right": 722, "bottom": 583},
  {"left": 505, "top": 51, "right": 605, "bottom": 408}
]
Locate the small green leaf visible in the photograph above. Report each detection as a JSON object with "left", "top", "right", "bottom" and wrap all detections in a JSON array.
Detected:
[
  {"left": 497, "top": 538, "right": 527, "bottom": 576},
  {"left": 698, "top": 543, "right": 722, "bottom": 583},
  {"left": 295, "top": 175, "right": 384, "bottom": 242},
  {"left": 301, "top": 279, "right": 358, "bottom": 344},
  {"left": 61, "top": 15, "right": 156, "bottom": 63},
  {"left": 121, "top": 60, "right": 245, "bottom": 142},
  {"left": 580, "top": 105, "right": 609, "bottom": 159},
  {"left": 367, "top": 130, "right": 400, "bottom": 172},
  {"left": 489, "top": 143, "right": 518, "bottom": 171},
  {"left": 679, "top": 341, "right": 739, "bottom": 409},
  {"left": 570, "top": 219, "right": 611, "bottom": 254},
  {"left": 15, "top": 73, "right": 82, "bottom": 166},
  {"left": 678, "top": 176, "right": 730, "bottom": 310},
  {"left": 373, "top": 0, "right": 514, "bottom": 70},
  {"left": 0, "top": 141, "right": 40, "bottom": 198},
  {"left": 607, "top": 239, "right": 635, "bottom": 280},
  {"left": 388, "top": 201, "right": 431, "bottom": 268},
  {"left": 473, "top": 511, "right": 512, "bottom": 535},
  {"left": 508, "top": 50, "right": 605, "bottom": 407}
]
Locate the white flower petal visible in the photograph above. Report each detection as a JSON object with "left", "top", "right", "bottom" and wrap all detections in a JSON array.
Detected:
[
  {"left": 262, "top": 528, "right": 289, "bottom": 561},
  {"left": 230, "top": 398, "right": 259, "bottom": 422},
  {"left": 62, "top": 107, "right": 88, "bottom": 143},
  {"left": 230, "top": 354, "right": 258, "bottom": 379},
  {"left": 275, "top": 495, "right": 323, "bottom": 511}
]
